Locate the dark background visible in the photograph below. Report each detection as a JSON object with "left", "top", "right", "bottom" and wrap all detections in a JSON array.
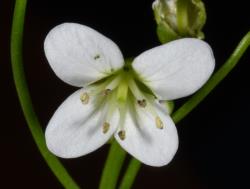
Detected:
[{"left": 1, "top": 0, "right": 249, "bottom": 188}]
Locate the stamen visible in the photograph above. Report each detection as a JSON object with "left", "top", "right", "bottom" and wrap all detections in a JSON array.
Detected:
[
  {"left": 105, "top": 75, "right": 121, "bottom": 91},
  {"left": 102, "top": 89, "right": 112, "bottom": 96},
  {"left": 80, "top": 92, "right": 90, "bottom": 104},
  {"left": 128, "top": 78, "right": 145, "bottom": 101},
  {"left": 118, "top": 130, "right": 126, "bottom": 140},
  {"left": 102, "top": 92, "right": 118, "bottom": 135},
  {"left": 155, "top": 116, "right": 164, "bottom": 129},
  {"left": 137, "top": 99, "right": 147, "bottom": 108},
  {"left": 117, "top": 100, "right": 127, "bottom": 141},
  {"left": 102, "top": 122, "right": 110, "bottom": 134},
  {"left": 88, "top": 75, "right": 119, "bottom": 96}
]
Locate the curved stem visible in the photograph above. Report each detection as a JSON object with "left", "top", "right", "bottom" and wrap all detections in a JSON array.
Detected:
[
  {"left": 118, "top": 31, "right": 250, "bottom": 189},
  {"left": 99, "top": 141, "right": 127, "bottom": 189},
  {"left": 10, "top": 0, "right": 80, "bottom": 188},
  {"left": 118, "top": 158, "right": 141, "bottom": 189},
  {"left": 172, "top": 31, "right": 250, "bottom": 124}
]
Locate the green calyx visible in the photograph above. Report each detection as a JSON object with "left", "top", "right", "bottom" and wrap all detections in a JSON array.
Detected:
[{"left": 153, "top": 0, "right": 206, "bottom": 43}]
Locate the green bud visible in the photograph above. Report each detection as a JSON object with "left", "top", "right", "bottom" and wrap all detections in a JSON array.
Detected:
[{"left": 152, "top": 0, "right": 206, "bottom": 43}]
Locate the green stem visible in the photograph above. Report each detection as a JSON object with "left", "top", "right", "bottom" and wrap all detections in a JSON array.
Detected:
[
  {"left": 118, "top": 158, "right": 141, "bottom": 189},
  {"left": 10, "top": 0, "right": 80, "bottom": 188},
  {"left": 172, "top": 31, "right": 250, "bottom": 124},
  {"left": 118, "top": 31, "right": 250, "bottom": 189},
  {"left": 99, "top": 141, "right": 127, "bottom": 189}
]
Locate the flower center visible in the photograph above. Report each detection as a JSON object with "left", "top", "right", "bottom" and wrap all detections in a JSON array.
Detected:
[{"left": 79, "top": 66, "right": 165, "bottom": 140}]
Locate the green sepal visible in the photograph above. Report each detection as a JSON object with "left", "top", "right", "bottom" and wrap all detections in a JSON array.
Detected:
[
  {"left": 153, "top": 0, "right": 207, "bottom": 43},
  {"left": 157, "top": 22, "right": 180, "bottom": 43}
]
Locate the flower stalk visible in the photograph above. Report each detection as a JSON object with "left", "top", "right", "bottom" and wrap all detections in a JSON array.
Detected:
[
  {"left": 99, "top": 141, "right": 127, "bottom": 189},
  {"left": 10, "top": 0, "right": 79, "bottom": 188}
]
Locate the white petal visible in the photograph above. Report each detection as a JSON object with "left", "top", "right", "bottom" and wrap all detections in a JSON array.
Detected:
[
  {"left": 115, "top": 101, "right": 178, "bottom": 167},
  {"left": 44, "top": 23, "right": 124, "bottom": 87},
  {"left": 132, "top": 38, "right": 215, "bottom": 100},
  {"left": 45, "top": 88, "right": 119, "bottom": 158}
]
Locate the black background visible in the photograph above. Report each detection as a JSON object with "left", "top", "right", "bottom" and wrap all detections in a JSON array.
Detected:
[{"left": 1, "top": 0, "right": 249, "bottom": 188}]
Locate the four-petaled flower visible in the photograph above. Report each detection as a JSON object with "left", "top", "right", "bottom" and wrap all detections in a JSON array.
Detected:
[{"left": 44, "top": 23, "right": 214, "bottom": 166}]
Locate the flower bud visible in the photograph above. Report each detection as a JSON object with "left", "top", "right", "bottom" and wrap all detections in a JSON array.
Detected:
[{"left": 153, "top": 0, "right": 206, "bottom": 43}]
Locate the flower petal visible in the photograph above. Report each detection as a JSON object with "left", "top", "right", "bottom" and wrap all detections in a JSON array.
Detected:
[
  {"left": 132, "top": 38, "right": 215, "bottom": 100},
  {"left": 44, "top": 23, "right": 124, "bottom": 87},
  {"left": 115, "top": 101, "right": 178, "bottom": 167},
  {"left": 45, "top": 88, "right": 119, "bottom": 158}
]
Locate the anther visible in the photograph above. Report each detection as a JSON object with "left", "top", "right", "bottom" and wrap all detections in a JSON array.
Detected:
[
  {"left": 137, "top": 99, "right": 147, "bottom": 108},
  {"left": 94, "top": 54, "right": 100, "bottom": 60},
  {"left": 118, "top": 130, "right": 126, "bottom": 140},
  {"left": 155, "top": 116, "right": 164, "bottom": 129},
  {"left": 102, "top": 89, "right": 111, "bottom": 96},
  {"left": 80, "top": 92, "right": 89, "bottom": 104},
  {"left": 102, "top": 122, "right": 110, "bottom": 134}
]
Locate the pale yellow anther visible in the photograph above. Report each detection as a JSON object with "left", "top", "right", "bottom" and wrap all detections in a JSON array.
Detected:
[
  {"left": 155, "top": 116, "right": 164, "bottom": 129},
  {"left": 118, "top": 130, "right": 126, "bottom": 140},
  {"left": 80, "top": 92, "right": 89, "bottom": 104},
  {"left": 137, "top": 99, "right": 147, "bottom": 108},
  {"left": 102, "top": 122, "right": 110, "bottom": 134}
]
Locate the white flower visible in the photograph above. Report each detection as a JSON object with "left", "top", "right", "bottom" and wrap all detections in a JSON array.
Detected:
[{"left": 44, "top": 23, "right": 215, "bottom": 167}]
